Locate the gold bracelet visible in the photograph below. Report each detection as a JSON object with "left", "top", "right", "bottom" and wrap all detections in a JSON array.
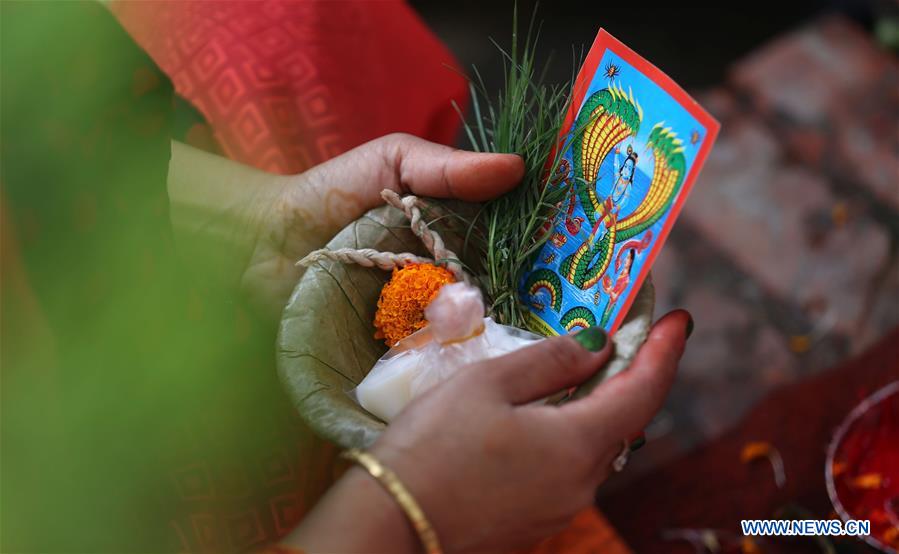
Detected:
[{"left": 341, "top": 448, "right": 443, "bottom": 554}]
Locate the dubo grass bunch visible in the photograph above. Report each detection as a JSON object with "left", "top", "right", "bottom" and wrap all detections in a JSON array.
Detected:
[{"left": 454, "top": 8, "right": 582, "bottom": 330}]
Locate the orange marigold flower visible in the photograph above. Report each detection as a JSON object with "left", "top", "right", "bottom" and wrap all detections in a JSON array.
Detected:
[{"left": 373, "top": 263, "right": 455, "bottom": 346}]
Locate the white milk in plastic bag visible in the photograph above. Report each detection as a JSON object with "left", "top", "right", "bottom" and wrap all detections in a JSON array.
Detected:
[{"left": 355, "top": 282, "right": 543, "bottom": 422}]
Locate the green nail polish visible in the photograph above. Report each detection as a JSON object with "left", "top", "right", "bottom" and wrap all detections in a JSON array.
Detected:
[
  {"left": 573, "top": 326, "right": 607, "bottom": 352},
  {"left": 686, "top": 315, "right": 694, "bottom": 339}
]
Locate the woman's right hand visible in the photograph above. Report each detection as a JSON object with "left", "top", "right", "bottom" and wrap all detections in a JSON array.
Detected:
[{"left": 289, "top": 310, "right": 690, "bottom": 553}]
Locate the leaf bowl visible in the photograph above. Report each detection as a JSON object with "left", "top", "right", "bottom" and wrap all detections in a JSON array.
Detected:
[{"left": 277, "top": 205, "right": 655, "bottom": 449}]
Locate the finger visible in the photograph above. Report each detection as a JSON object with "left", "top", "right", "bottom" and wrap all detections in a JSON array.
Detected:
[
  {"left": 562, "top": 310, "right": 690, "bottom": 444},
  {"left": 300, "top": 133, "right": 523, "bottom": 234},
  {"left": 381, "top": 133, "right": 524, "bottom": 202},
  {"left": 478, "top": 327, "right": 613, "bottom": 405}
]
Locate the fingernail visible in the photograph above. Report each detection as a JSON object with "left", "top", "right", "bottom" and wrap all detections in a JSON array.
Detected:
[
  {"left": 573, "top": 326, "right": 607, "bottom": 352},
  {"left": 630, "top": 435, "right": 647, "bottom": 452},
  {"left": 685, "top": 314, "right": 694, "bottom": 339}
]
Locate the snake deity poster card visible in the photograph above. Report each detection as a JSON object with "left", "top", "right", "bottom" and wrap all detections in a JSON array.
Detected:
[{"left": 521, "top": 29, "right": 720, "bottom": 336}]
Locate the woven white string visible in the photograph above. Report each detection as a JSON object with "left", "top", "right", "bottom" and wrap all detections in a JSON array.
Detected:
[
  {"left": 297, "top": 189, "right": 468, "bottom": 281},
  {"left": 379, "top": 190, "right": 466, "bottom": 281},
  {"left": 297, "top": 248, "right": 433, "bottom": 271}
]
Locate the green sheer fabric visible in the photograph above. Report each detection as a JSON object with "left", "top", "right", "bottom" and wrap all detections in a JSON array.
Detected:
[{"left": 1, "top": 4, "right": 331, "bottom": 552}]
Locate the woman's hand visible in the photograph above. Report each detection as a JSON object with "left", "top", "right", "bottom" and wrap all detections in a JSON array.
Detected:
[
  {"left": 289, "top": 310, "right": 690, "bottom": 553},
  {"left": 167, "top": 135, "right": 523, "bottom": 319}
]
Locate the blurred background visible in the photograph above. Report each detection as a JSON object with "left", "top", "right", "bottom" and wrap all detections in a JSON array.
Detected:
[{"left": 414, "top": 0, "right": 893, "bottom": 90}]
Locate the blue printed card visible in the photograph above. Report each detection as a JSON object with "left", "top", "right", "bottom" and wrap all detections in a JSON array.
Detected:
[{"left": 521, "top": 30, "right": 719, "bottom": 336}]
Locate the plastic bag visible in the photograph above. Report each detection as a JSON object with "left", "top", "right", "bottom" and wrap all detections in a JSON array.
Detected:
[{"left": 354, "top": 282, "right": 543, "bottom": 422}]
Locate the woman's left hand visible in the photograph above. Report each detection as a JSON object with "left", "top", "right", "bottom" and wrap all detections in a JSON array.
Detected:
[{"left": 167, "top": 134, "right": 523, "bottom": 319}]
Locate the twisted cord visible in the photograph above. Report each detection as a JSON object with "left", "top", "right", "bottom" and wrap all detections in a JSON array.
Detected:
[
  {"left": 296, "top": 191, "right": 467, "bottom": 280},
  {"left": 380, "top": 189, "right": 466, "bottom": 281},
  {"left": 297, "top": 248, "right": 433, "bottom": 271}
]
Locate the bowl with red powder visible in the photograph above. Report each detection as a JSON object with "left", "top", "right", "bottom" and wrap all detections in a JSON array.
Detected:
[{"left": 826, "top": 381, "right": 899, "bottom": 552}]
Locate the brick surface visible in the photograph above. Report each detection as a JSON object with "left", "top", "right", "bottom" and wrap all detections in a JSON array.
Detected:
[
  {"left": 678, "top": 289, "right": 792, "bottom": 436},
  {"left": 853, "top": 251, "right": 899, "bottom": 352},
  {"left": 611, "top": 232, "right": 806, "bottom": 491},
  {"left": 651, "top": 236, "right": 798, "bottom": 430},
  {"left": 731, "top": 15, "right": 899, "bottom": 213},
  {"left": 684, "top": 117, "right": 892, "bottom": 341}
]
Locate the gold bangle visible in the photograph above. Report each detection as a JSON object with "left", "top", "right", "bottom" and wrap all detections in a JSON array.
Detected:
[{"left": 341, "top": 448, "right": 443, "bottom": 554}]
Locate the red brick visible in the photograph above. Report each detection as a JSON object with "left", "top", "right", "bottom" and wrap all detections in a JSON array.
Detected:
[
  {"left": 685, "top": 118, "right": 891, "bottom": 337},
  {"left": 852, "top": 259, "right": 899, "bottom": 353},
  {"left": 730, "top": 16, "right": 899, "bottom": 212},
  {"left": 732, "top": 16, "right": 890, "bottom": 123},
  {"left": 649, "top": 235, "right": 800, "bottom": 439}
]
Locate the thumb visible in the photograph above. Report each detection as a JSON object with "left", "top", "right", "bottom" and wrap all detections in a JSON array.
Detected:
[
  {"left": 483, "top": 327, "right": 613, "bottom": 405},
  {"left": 300, "top": 133, "right": 524, "bottom": 234}
]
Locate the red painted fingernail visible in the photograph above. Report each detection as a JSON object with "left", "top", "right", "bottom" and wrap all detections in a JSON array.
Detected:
[{"left": 630, "top": 435, "right": 646, "bottom": 452}]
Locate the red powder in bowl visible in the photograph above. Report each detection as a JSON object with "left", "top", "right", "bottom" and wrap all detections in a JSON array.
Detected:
[{"left": 828, "top": 382, "right": 899, "bottom": 552}]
